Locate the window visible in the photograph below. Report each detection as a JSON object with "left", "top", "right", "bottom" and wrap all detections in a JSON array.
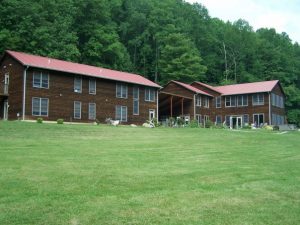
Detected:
[
  {"left": 33, "top": 72, "right": 49, "bottom": 88},
  {"left": 74, "top": 76, "right": 82, "bottom": 93},
  {"left": 196, "top": 95, "right": 201, "bottom": 106},
  {"left": 252, "top": 93, "right": 264, "bottom": 105},
  {"left": 74, "top": 101, "right": 81, "bottom": 119},
  {"left": 116, "top": 105, "right": 127, "bottom": 122},
  {"left": 216, "top": 115, "right": 222, "bottom": 124},
  {"left": 215, "top": 96, "right": 221, "bottom": 108},
  {"left": 89, "top": 79, "right": 96, "bottom": 95},
  {"left": 225, "top": 115, "right": 230, "bottom": 126},
  {"left": 225, "top": 96, "right": 236, "bottom": 107},
  {"left": 196, "top": 114, "right": 202, "bottom": 124},
  {"left": 32, "top": 97, "right": 48, "bottom": 116},
  {"left": 204, "top": 115, "right": 209, "bottom": 121},
  {"left": 272, "top": 113, "right": 285, "bottom": 125},
  {"left": 133, "top": 86, "right": 139, "bottom": 115},
  {"left": 237, "top": 95, "right": 248, "bottom": 106},
  {"left": 203, "top": 96, "right": 209, "bottom": 108},
  {"left": 145, "top": 88, "right": 156, "bottom": 102},
  {"left": 89, "top": 103, "right": 96, "bottom": 120},
  {"left": 272, "top": 93, "right": 284, "bottom": 108},
  {"left": 116, "top": 83, "right": 128, "bottom": 98},
  {"left": 253, "top": 113, "right": 264, "bottom": 127},
  {"left": 243, "top": 114, "right": 249, "bottom": 125}
]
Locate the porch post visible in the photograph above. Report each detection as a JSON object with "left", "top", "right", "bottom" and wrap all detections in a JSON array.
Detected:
[
  {"left": 170, "top": 96, "right": 173, "bottom": 117},
  {"left": 181, "top": 98, "right": 184, "bottom": 116}
]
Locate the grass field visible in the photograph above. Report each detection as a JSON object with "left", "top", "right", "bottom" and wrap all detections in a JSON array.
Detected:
[{"left": 0, "top": 121, "right": 299, "bottom": 225}]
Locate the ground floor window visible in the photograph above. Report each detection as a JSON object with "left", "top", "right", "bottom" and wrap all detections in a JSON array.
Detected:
[
  {"left": 253, "top": 113, "right": 264, "bottom": 127},
  {"left": 32, "top": 97, "right": 48, "bottom": 116},
  {"left": 243, "top": 114, "right": 249, "bottom": 125},
  {"left": 74, "top": 101, "right": 81, "bottom": 119},
  {"left": 116, "top": 105, "right": 127, "bottom": 122},
  {"left": 225, "top": 115, "right": 230, "bottom": 126},
  {"left": 272, "top": 113, "right": 285, "bottom": 125},
  {"left": 216, "top": 115, "right": 222, "bottom": 124},
  {"left": 89, "top": 103, "right": 96, "bottom": 120},
  {"left": 196, "top": 114, "right": 202, "bottom": 124}
]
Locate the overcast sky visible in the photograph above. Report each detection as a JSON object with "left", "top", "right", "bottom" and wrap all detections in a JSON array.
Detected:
[{"left": 185, "top": 0, "right": 300, "bottom": 43}]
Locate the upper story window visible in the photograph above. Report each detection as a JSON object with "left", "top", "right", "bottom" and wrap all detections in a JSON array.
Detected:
[
  {"left": 116, "top": 83, "right": 128, "bottom": 98},
  {"left": 203, "top": 96, "right": 209, "bottom": 108},
  {"left": 89, "top": 78, "right": 96, "bottom": 95},
  {"left": 237, "top": 95, "right": 248, "bottom": 107},
  {"left": 33, "top": 72, "right": 49, "bottom": 88},
  {"left": 215, "top": 96, "right": 221, "bottom": 108},
  {"left": 196, "top": 95, "right": 201, "bottom": 106},
  {"left": 252, "top": 93, "right": 264, "bottom": 106},
  {"left": 133, "top": 86, "right": 139, "bottom": 115},
  {"left": 225, "top": 96, "right": 236, "bottom": 107},
  {"left": 74, "top": 76, "right": 82, "bottom": 93},
  {"left": 271, "top": 93, "right": 284, "bottom": 108},
  {"left": 145, "top": 88, "right": 156, "bottom": 102}
]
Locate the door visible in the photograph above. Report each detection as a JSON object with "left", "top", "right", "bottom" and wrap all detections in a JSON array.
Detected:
[
  {"left": 253, "top": 114, "right": 264, "bottom": 127},
  {"left": 230, "top": 116, "right": 242, "bottom": 129},
  {"left": 149, "top": 109, "right": 155, "bottom": 121},
  {"left": 4, "top": 73, "right": 9, "bottom": 94},
  {"left": 3, "top": 100, "right": 8, "bottom": 120}
]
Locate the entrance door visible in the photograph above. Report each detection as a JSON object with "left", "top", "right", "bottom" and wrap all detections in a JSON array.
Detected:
[
  {"left": 149, "top": 109, "right": 155, "bottom": 121},
  {"left": 253, "top": 114, "right": 264, "bottom": 127},
  {"left": 3, "top": 100, "right": 8, "bottom": 120},
  {"left": 230, "top": 116, "right": 243, "bottom": 129}
]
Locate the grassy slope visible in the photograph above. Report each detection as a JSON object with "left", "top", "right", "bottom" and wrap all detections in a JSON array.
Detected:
[{"left": 0, "top": 121, "right": 299, "bottom": 225}]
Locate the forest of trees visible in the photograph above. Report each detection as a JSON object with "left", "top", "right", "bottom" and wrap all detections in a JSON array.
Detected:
[{"left": 0, "top": 0, "right": 299, "bottom": 124}]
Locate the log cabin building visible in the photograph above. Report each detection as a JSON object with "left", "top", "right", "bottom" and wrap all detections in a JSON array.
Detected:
[
  {"left": 160, "top": 79, "right": 286, "bottom": 128},
  {"left": 0, "top": 50, "right": 161, "bottom": 124}
]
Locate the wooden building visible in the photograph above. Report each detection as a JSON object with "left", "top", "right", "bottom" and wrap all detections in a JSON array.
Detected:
[
  {"left": 160, "top": 80, "right": 286, "bottom": 128},
  {"left": 0, "top": 50, "right": 161, "bottom": 124}
]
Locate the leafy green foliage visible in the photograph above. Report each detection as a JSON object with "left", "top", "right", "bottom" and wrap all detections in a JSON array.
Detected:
[{"left": 0, "top": 0, "right": 299, "bottom": 124}]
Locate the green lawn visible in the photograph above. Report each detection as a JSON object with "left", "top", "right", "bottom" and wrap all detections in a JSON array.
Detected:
[{"left": 0, "top": 121, "right": 299, "bottom": 225}]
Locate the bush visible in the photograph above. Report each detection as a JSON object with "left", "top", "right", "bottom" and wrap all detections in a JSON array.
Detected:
[
  {"left": 152, "top": 118, "right": 160, "bottom": 127},
  {"left": 273, "top": 125, "right": 279, "bottom": 131},
  {"left": 176, "top": 117, "right": 185, "bottom": 126},
  {"left": 57, "top": 119, "right": 64, "bottom": 124},
  {"left": 36, "top": 118, "right": 43, "bottom": 123},
  {"left": 204, "top": 120, "right": 213, "bottom": 128},
  {"left": 242, "top": 124, "right": 252, "bottom": 129},
  {"left": 95, "top": 119, "right": 101, "bottom": 125},
  {"left": 189, "top": 119, "right": 199, "bottom": 128},
  {"left": 168, "top": 117, "right": 175, "bottom": 127}
]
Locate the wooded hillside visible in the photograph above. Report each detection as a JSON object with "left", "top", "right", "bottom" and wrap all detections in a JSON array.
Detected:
[{"left": 1, "top": 0, "right": 299, "bottom": 124}]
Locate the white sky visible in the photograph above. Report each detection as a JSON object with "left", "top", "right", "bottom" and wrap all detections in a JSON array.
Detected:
[{"left": 185, "top": 0, "right": 300, "bottom": 43}]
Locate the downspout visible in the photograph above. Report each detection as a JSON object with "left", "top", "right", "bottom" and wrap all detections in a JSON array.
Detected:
[
  {"left": 193, "top": 94, "right": 196, "bottom": 120},
  {"left": 22, "top": 66, "right": 29, "bottom": 120},
  {"left": 156, "top": 90, "right": 159, "bottom": 121},
  {"left": 268, "top": 92, "right": 272, "bottom": 125}
]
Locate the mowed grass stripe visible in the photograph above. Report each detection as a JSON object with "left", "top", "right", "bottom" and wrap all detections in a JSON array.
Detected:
[{"left": 0, "top": 121, "right": 299, "bottom": 225}]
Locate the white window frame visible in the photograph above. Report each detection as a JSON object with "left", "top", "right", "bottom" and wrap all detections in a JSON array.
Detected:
[
  {"left": 204, "top": 115, "right": 209, "bottom": 121},
  {"left": 243, "top": 114, "right": 249, "bottom": 125},
  {"left": 253, "top": 113, "right": 264, "bottom": 126},
  {"left": 89, "top": 78, "right": 96, "bottom": 95},
  {"left": 215, "top": 96, "right": 221, "bottom": 108},
  {"left": 196, "top": 95, "right": 201, "bottom": 106},
  {"left": 116, "top": 105, "right": 128, "bottom": 122},
  {"left": 116, "top": 83, "right": 128, "bottom": 99},
  {"left": 203, "top": 96, "right": 209, "bottom": 108},
  {"left": 88, "top": 103, "right": 96, "bottom": 120},
  {"left": 32, "top": 97, "right": 49, "bottom": 116},
  {"left": 145, "top": 88, "right": 156, "bottom": 102},
  {"left": 74, "top": 101, "right": 82, "bottom": 119},
  {"left": 74, "top": 76, "right": 82, "bottom": 93},
  {"left": 33, "top": 72, "right": 49, "bottom": 89},
  {"left": 196, "top": 114, "right": 202, "bottom": 124},
  {"left": 237, "top": 95, "right": 248, "bottom": 107},
  {"left": 133, "top": 86, "right": 139, "bottom": 115},
  {"left": 225, "top": 96, "right": 236, "bottom": 107},
  {"left": 252, "top": 93, "right": 264, "bottom": 106}
]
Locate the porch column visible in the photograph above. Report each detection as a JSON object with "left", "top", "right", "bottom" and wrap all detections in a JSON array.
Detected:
[
  {"left": 181, "top": 98, "right": 184, "bottom": 116},
  {"left": 170, "top": 96, "right": 173, "bottom": 117}
]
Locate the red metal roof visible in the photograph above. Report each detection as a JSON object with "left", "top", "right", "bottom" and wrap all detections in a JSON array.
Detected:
[
  {"left": 171, "top": 80, "right": 213, "bottom": 97},
  {"left": 214, "top": 80, "right": 280, "bottom": 95},
  {"left": 192, "top": 81, "right": 221, "bottom": 93},
  {"left": 6, "top": 50, "right": 161, "bottom": 88}
]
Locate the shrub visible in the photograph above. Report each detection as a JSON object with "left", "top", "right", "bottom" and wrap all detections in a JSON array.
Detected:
[
  {"left": 242, "top": 125, "right": 252, "bottom": 129},
  {"left": 176, "top": 117, "right": 185, "bottom": 126},
  {"left": 273, "top": 125, "right": 279, "bottom": 131},
  {"left": 95, "top": 119, "right": 101, "bottom": 125},
  {"left": 204, "top": 120, "right": 213, "bottom": 128},
  {"left": 168, "top": 117, "right": 175, "bottom": 127},
  {"left": 57, "top": 119, "right": 64, "bottom": 124},
  {"left": 36, "top": 118, "right": 43, "bottom": 123},
  {"left": 189, "top": 119, "right": 199, "bottom": 128},
  {"left": 152, "top": 118, "right": 160, "bottom": 127}
]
